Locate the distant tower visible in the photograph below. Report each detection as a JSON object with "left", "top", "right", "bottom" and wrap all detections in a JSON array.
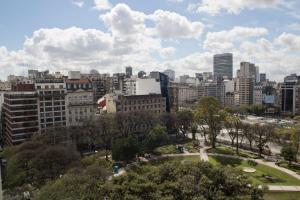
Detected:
[
  {"left": 213, "top": 53, "right": 233, "bottom": 80},
  {"left": 125, "top": 66, "right": 133, "bottom": 78}
]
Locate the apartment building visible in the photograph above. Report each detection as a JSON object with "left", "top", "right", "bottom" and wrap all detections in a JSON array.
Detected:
[
  {"left": 35, "top": 79, "right": 67, "bottom": 131},
  {"left": 66, "top": 79, "right": 94, "bottom": 127},
  {"left": 2, "top": 84, "right": 39, "bottom": 145}
]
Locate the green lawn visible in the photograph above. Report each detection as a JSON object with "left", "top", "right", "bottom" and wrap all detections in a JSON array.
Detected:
[
  {"left": 208, "top": 146, "right": 258, "bottom": 159},
  {"left": 209, "top": 155, "right": 300, "bottom": 186},
  {"left": 153, "top": 141, "right": 199, "bottom": 155},
  {"left": 264, "top": 192, "right": 300, "bottom": 200}
]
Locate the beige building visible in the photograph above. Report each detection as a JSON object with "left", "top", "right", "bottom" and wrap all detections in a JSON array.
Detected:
[
  {"left": 102, "top": 93, "right": 166, "bottom": 114},
  {"left": 66, "top": 79, "right": 95, "bottom": 127}
]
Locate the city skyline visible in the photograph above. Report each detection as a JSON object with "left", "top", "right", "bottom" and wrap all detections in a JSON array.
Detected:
[{"left": 0, "top": 0, "right": 300, "bottom": 81}]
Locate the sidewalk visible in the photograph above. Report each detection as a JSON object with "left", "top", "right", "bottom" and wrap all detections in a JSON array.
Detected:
[{"left": 267, "top": 185, "right": 300, "bottom": 191}]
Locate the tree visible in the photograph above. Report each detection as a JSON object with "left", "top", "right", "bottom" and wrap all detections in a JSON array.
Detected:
[
  {"left": 290, "top": 125, "right": 300, "bottom": 161},
  {"left": 144, "top": 124, "right": 169, "bottom": 151},
  {"left": 224, "top": 115, "right": 236, "bottom": 146},
  {"left": 241, "top": 123, "right": 254, "bottom": 151},
  {"left": 281, "top": 145, "right": 297, "bottom": 165},
  {"left": 93, "top": 114, "right": 117, "bottom": 160},
  {"left": 4, "top": 141, "right": 80, "bottom": 191},
  {"left": 253, "top": 123, "right": 274, "bottom": 157},
  {"left": 160, "top": 113, "right": 177, "bottom": 135},
  {"left": 191, "top": 123, "right": 198, "bottom": 140},
  {"left": 176, "top": 110, "right": 193, "bottom": 138},
  {"left": 194, "top": 97, "right": 225, "bottom": 148},
  {"left": 112, "top": 134, "right": 140, "bottom": 162}
]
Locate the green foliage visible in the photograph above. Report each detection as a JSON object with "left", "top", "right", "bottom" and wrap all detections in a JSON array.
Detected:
[
  {"left": 194, "top": 97, "right": 224, "bottom": 148},
  {"left": 144, "top": 124, "right": 169, "bottom": 151},
  {"left": 4, "top": 141, "right": 80, "bottom": 191},
  {"left": 247, "top": 160, "right": 258, "bottom": 167},
  {"left": 112, "top": 134, "right": 140, "bottom": 162},
  {"left": 281, "top": 145, "right": 297, "bottom": 164},
  {"left": 176, "top": 110, "right": 193, "bottom": 136}
]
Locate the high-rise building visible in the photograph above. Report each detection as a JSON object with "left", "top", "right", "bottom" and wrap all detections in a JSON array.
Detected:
[
  {"left": 239, "top": 77, "right": 254, "bottom": 105},
  {"left": 213, "top": 53, "right": 233, "bottom": 80},
  {"left": 2, "top": 84, "right": 39, "bottom": 145},
  {"left": 240, "top": 62, "right": 257, "bottom": 79},
  {"left": 238, "top": 62, "right": 256, "bottom": 106},
  {"left": 260, "top": 73, "right": 266, "bottom": 83},
  {"left": 163, "top": 69, "right": 175, "bottom": 81},
  {"left": 125, "top": 66, "right": 133, "bottom": 78}
]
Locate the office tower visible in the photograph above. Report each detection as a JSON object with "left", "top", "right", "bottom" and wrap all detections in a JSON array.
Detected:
[
  {"left": 2, "top": 84, "right": 39, "bottom": 145},
  {"left": 240, "top": 62, "right": 257, "bottom": 79},
  {"left": 150, "top": 72, "right": 170, "bottom": 112},
  {"left": 35, "top": 78, "right": 67, "bottom": 131},
  {"left": 256, "top": 67, "right": 260, "bottom": 83},
  {"left": 213, "top": 53, "right": 233, "bottom": 80},
  {"left": 163, "top": 69, "right": 175, "bottom": 81},
  {"left": 66, "top": 79, "right": 94, "bottom": 127},
  {"left": 280, "top": 74, "right": 300, "bottom": 115},
  {"left": 260, "top": 73, "right": 266, "bottom": 83},
  {"left": 238, "top": 62, "right": 256, "bottom": 106},
  {"left": 125, "top": 66, "right": 133, "bottom": 78},
  {"left": 239, "top": 77, "right": 254, "bottom": 105}
]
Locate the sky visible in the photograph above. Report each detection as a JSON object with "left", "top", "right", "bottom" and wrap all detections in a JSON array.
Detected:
[{"left": 0, "top": 0, "right": 300, "bottom": 81}]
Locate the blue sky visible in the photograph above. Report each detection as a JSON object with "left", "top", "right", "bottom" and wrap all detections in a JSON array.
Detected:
[{"left": 0, "top": 0, "right": 300, "bottom": 81}]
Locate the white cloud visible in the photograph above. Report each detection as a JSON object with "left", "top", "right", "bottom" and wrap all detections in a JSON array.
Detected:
[
  {"left": 168, "top": 0, "right": 184, "bottom": 3},
  {"left": 288, "top": 23, "right": 300, "bottom": 31},
  {"left": 275, "top": 32, "right": 300, "bottom": 51},
  {"left": 93, "top": 0, "right": 112, "bottom": 11},
  {"left": 163, "top": 52, "right": 213, "bottom": 75},
  {"left": 204, "top": 26, "right": 268, "bottom": 51},
  {"left": 191, "top": 0, "right": 284, "bottom": 15},
  {"left": 72, "top": 0, "right": 84, "bottom": 7},
  {"left": 159, "top": 47, "right": 176, "bottom": 58},
  {"left": 100, "top": 4, "right": 146, "bottom": 36},
  {"left": 150, "top": 10, "right": 204, "bottom": 38}
]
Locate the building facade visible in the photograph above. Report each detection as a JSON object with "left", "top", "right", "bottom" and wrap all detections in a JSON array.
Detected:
[
  {"left": 35, "top": 79, "right": 67, "bottom": 131},
  {"left": 66, "top": 79, "right": 94, "bottom": 127},
  {"left": 2, "top": 84, "right": 39, "bottom": 145},
  {"left": 213, "top": 53, "right": 233, "bottom": 80}
]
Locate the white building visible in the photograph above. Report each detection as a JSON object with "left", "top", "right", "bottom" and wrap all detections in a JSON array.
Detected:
[
  {"left": 35, "top": 79, "right": 67, "bottom": 131},
  {"left": 68, "top": 71, "right": 81, "bottom": 80},
  {"left": 253, "top": 85, "right": 263, "bottom": 105},
  {"left": 124, "top": 78, "right": 161, "bottom": 95}
]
